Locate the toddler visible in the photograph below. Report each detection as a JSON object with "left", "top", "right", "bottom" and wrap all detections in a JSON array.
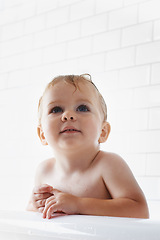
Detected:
[{"left": 27, "top": 74, "right": 149, "bottom": 219}]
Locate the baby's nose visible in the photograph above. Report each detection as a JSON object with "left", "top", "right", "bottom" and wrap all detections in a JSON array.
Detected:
[{"left": 61, "top": 112, "right": 76, "bottom": 122}]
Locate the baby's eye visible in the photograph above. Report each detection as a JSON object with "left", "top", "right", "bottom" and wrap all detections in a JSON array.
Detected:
[
  {"left": 76, "top": 105, "right": 89, "bottom": 112},
  {"left": 50, "top": 106, "right": 63, "bottom": 113}
]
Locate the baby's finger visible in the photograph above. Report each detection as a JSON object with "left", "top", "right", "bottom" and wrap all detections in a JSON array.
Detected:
[
  {"left": 38, "top": 207, "right": 45, "bottom": 213},
  {"left": 34, "top": 184, "right": 53, "bottom": 194},
  {"left": 43, "top": 199, "right": 56, "bottom": 219},
  {"left": 45, "top": 195, "right": 55, "bottom": 205},
  {"left": 34, "top": 192, "right": 53, "bottom": 201},
  {"left": 46, "top": 204, "right": 59, "bottom": 219},
  {"left": 35, "top": 199, "right": 46, "bottom": 208}
]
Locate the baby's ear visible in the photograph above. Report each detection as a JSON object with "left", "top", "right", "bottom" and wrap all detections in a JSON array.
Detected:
[
  {"left": 37, "top": 125, "right": 48, "bottom": 146},
  {"left": 98, "top": 122, "right": 111, "bottom": 143}
]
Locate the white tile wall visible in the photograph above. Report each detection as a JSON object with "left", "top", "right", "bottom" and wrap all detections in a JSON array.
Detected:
[
  {"left": 0, "top": 0, "right": 160, "bottom": 213},
  {"left": 108, "top": 5, "right": 138, "bottom": 29}
]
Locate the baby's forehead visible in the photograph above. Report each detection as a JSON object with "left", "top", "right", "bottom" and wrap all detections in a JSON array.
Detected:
[{"left": 45, "top": 79, "right": 99, "bottom": 99}]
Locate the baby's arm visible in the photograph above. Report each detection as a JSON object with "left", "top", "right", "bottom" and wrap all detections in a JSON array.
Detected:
[
  {"left": 43, "top": 153, "right": 149, "bottom": 219},
  {"left": 78, "top": 153, "right": 149, "bottom": 218},
  {"left": 26, "top": 159, "right": 54, "bottom": 212},
  {"left": 80, "top": 153, "right": 149, "bottom": 218}
]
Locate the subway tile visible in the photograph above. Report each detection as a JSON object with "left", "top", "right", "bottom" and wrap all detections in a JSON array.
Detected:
[
  {"left": 24, "top": 14, "right": 46, "bottom": 34},
  {"left": 53, "top": 59, "right": 79, "bottom": 75},
  {"left": 43, "top": 43, "right": 66, "bottom": 64},
  {"left": 0, "top": 85, "right": 37, "bottom": 105},
  {"left": 70, "top": 0, "right": 94, "bottom": 21},
  {"left": 0, "top": 7, "right": 18, "bottom": 25},
  {"left": 118, "top": 65, "right": 150, "bottom": 88},
  {"left": 124, "top": 0, "right": 148, "bottom": 5},
  {"left": 2, "top": 21, "right": 24, "bottom": 41},
  {"left": 31, "top": 60, "right": 79, "bottom": 82},
  {"left": 96, "top": 0, "right": 123, "bottom": 14},
  {"left": 122, "top": 22, "right": 152, "bottom": 47},
  {"left": 130, "top": 131, "right": 148, "bottom": 153},
  {"left": 93, "top": 30, "right": 121, "bottom": 53},
  {"left": 46, "top": 6, "right": 69, "bottom": 28},
  {"left": 22, "top": 49, "right": 43, "bottom": 68},
  {"left": 0, "top": 106, "right": 9, "bottom": 140},
  {"left": 14, "top": 2, "right": 36, "bottom": 22},
  {"left": 3, "top": 0, "right": 24, "bottom": 7},
  {"left": 129, "top": 109, "right": 148, "bottom": 131},
  {"left": 136, "top": 41, "right": 160, "bottom": 64},
  {"left": 137, "top": 177, "right": 160, "bottom": 200},
  {"left": 154, "top": 20, "right": 160, "bottom": 40},
  {"left": 115, "top": 108, "right": 148, "bottom": 132},
  {"left": 33, "top": 28, "right": 56, "bottom": 48},
  {"left": 36, "top": 0, "right": 57, "bottom": 14},
  {"left": 0, "top": 73, "right": 8, "bottom": 89},
  {"left": 58, "top": 0, "right": 80, "bottom": 7},
  {"left": 8, "top": 69, "right": 32, "bottom": 88},
  {"left": 81, "top": 13, "right": 107, "bottom": 37},
  {"left": 30, "top": 65, "right": 56, "bottom": 86},
  {"left": 105, "top": 47, "right": 135, "bottom": 70},
  {"left": 0, "top": 35, "right": 33, "bottom": 57},
  {"left": 92, "top": 71, "right": 119, "bottom": 90},
  {"left": 105, "top": 131, "right": 131, "bottom": 154},
  {"left": 139, "top": 0, "right": 160, "bottom": 22},
  {"left": 56, "top": 21, "right": 81, "bottom": 42},
  {"left": 149, "top": 108, "right": 160, "bottom": 130},
  {"left": 0, "top": 26, "right": 2, "bottom": 41},
  {"left": 133, "top": 85, "right": 160, "bottom": 108},
  {"left": 0, "top": 0, "right": 3, "bottom": 10},
  {"left": 77, "top": 53, "right": 105, "bottom": 74},
  {"left": 109, "top": 5, "right": 137, "bottom": 30},
  {"left": 149, "top": 85, "right": 160, "bottom": 107},
  {"left": 151, "top": 63, "right": 160, "bottom": 84},
  {"left": 0, "top": 54, "right": 24, "bottom": 73},
  {"left": 147, "top": 130, "right": 160, "bottom": 152},
  {"left": 67, "top": 37, "right": 92, "bottom": 58},
  {"left": 124, "top": 153, "right": 146, "bottom": 176},
  {"left": 146, "top": 154, "right": 160, "bottom": 176},
  {"left": 103, "top": 88, "right": 134, "bottom": 112},
  {"left": 133, "top": 87, "right": 149, "bottom": 108},
  {"left": 0, "top": 1, "right": 35, "bottom": 24}
]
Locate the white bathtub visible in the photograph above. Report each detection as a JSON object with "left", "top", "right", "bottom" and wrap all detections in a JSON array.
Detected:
[{"left": 0, "top": 210, "right": 160, "bottom": 240}]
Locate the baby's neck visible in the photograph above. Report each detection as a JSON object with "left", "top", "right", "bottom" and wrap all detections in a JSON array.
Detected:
[{"left": 53, "top": 146, "right": 100, "bottom": 174}]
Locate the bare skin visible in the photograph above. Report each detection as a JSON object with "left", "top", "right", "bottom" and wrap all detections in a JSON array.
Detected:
[
  {"left": 27, "top": 80, "right": 149, "bottom": 219},
  {"left": 27, "top": 151, "right": 149, "bottom": 219}
]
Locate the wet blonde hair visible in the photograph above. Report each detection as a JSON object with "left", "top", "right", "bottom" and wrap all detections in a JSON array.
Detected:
[{"left": 38, "top": 74, "right": 107, "bottom": 125}]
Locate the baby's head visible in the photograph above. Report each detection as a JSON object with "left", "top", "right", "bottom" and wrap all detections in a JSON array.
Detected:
[{"left": 38, "top": 74, "right": 107, "bottom": 126}]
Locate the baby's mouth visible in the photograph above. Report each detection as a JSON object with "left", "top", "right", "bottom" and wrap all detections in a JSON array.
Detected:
[{"left": 60, "top": 128, "right": 81, "bottom": 134}]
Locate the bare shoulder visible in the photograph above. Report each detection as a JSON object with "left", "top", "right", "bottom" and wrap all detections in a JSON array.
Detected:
[
  {"left": 37, "top": 158, "right": 55, "bottom": 173},
  {"left": 35, "top": 158, "right": 55, "bottom": 185},
  {"left": 99, "top": 151, "right": 145, "bottom": 199},
  {"left": 98, "top": 151, "right": 127, "bottom": 169},
  {"left": 99, "top": 150, "right": 135, "bottom": 179}
]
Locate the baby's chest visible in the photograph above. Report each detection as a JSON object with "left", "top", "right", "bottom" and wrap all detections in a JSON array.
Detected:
[{"left": 43, "top": 173, "right": 110, "bottom": 199}]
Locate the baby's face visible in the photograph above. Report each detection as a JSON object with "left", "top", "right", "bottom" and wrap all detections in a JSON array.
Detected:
[{"left": 39, "top": 80, "right": 104, "bottom": 151}]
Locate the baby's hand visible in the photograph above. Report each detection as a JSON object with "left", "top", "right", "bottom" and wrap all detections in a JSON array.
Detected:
[
  {"left": 32, "top": 184, "right": 53, "bottom": 213},
  {"left": 43, "top": 189, "right": 79, "bottom": 219}
]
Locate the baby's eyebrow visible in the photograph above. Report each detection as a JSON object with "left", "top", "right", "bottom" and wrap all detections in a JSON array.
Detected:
[
  {"left": 76, "top": 99, "right": 93, "bottom": 105},
  {"left": 47, "top": 101, "right": 61, "bottom": 107}
]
